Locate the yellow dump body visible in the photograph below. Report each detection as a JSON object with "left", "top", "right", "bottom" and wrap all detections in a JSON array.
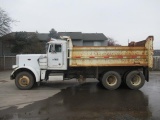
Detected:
[{"left": 69, "top": 36, "right": 154, "bottom": 68}]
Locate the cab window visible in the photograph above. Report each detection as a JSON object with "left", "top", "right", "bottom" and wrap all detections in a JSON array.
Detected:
[
  {"left": 49, "top": 44, "right": 61, "bottom": 53},
  {"left": 49, "top": 44, "right": 54, "bottom": 53},
  {"left": 55, "top": 44, "right": 62, "bottom": 52}
]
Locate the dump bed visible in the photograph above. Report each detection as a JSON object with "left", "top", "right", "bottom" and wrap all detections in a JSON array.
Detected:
[{"left": 69, "top": 36, "right": 154, "bottom": 68}]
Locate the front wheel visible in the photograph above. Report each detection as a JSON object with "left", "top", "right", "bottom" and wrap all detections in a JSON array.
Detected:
[
  {"left": 102, "top": 71, "right": 121, "bottom": 90},
  {"left": 126, "top": 71, "right": 145, "bottom": 90},
  {"left": 15, "top": 72, "right": 35, "bottom": 90}
]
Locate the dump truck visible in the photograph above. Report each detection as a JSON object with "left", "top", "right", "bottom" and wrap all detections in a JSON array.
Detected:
[{"left": 10, "top": 36, "right": 154, "bottom": 90}]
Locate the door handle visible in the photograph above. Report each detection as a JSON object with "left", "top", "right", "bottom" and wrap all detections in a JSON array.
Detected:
[{"left": 52, "top": 58, "right": 58, "bottom": 61}]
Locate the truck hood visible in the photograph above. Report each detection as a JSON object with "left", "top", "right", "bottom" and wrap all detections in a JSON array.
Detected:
[{"left": 16, "top": 54, "right": 47, "bottom": 69}]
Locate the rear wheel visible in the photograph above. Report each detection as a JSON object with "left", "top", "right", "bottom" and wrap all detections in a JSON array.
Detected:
[
  {"left": 126, "top": 71, "right": 145, "bottom": 90},
  {"left": 102, "top": 71, "right": 121, "bottom": 90},
  {"left": 15, "top": 72, "right": 34, "bottom": 90}
]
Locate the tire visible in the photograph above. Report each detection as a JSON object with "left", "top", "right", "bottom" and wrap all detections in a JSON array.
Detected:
[
  {"left": 122, "top": 70, "right": 132, "bottom": 83},
  {"left": 102, "top": 71, "right": 121, "bottom": 90},
  {"left": 15, "top": 72, "right": 35, "bottom": 90},
  {"left": 121, "top": 70, "right": 133, "bottom": 87},
  {"left": 126, "top": 71, "right": 145, "bottom": 90}
]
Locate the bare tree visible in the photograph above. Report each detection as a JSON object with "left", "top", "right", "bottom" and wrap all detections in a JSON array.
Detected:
[
  {"left": 108, "top": 37, "right": 121, "bottom": 46},
  {"left": 0, "top": 7, "right": 14, "bottom": 36}
]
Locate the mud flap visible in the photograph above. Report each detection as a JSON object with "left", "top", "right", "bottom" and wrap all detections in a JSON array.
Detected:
[{"left": 143, "top": 67, "right": 149, "bottom": 82}]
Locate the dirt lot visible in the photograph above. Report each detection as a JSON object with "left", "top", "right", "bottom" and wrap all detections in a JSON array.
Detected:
[{"left": 0, "top": 70, "right": 160, "bottom": 120}]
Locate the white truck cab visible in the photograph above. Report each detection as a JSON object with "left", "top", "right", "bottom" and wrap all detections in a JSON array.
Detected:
[
  {"left": 11, "top": 36, "right": 71, "bottom": 90},
  {"left": 39, "top": 38, "right": 68, "bottom": 70}
]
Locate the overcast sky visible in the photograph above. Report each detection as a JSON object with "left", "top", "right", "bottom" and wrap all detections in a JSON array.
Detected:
[{"left": 0, "top": 0, "right": 159, "bottom": 49}]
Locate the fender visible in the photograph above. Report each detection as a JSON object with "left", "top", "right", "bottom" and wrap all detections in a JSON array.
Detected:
[{"left": 10, "top": 66, "right": 40, "bottom": 82}]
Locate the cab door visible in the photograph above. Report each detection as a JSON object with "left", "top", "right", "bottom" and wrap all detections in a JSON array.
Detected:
[{"left": 48, "top": 44, "right": 63, "bottom": 68}]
